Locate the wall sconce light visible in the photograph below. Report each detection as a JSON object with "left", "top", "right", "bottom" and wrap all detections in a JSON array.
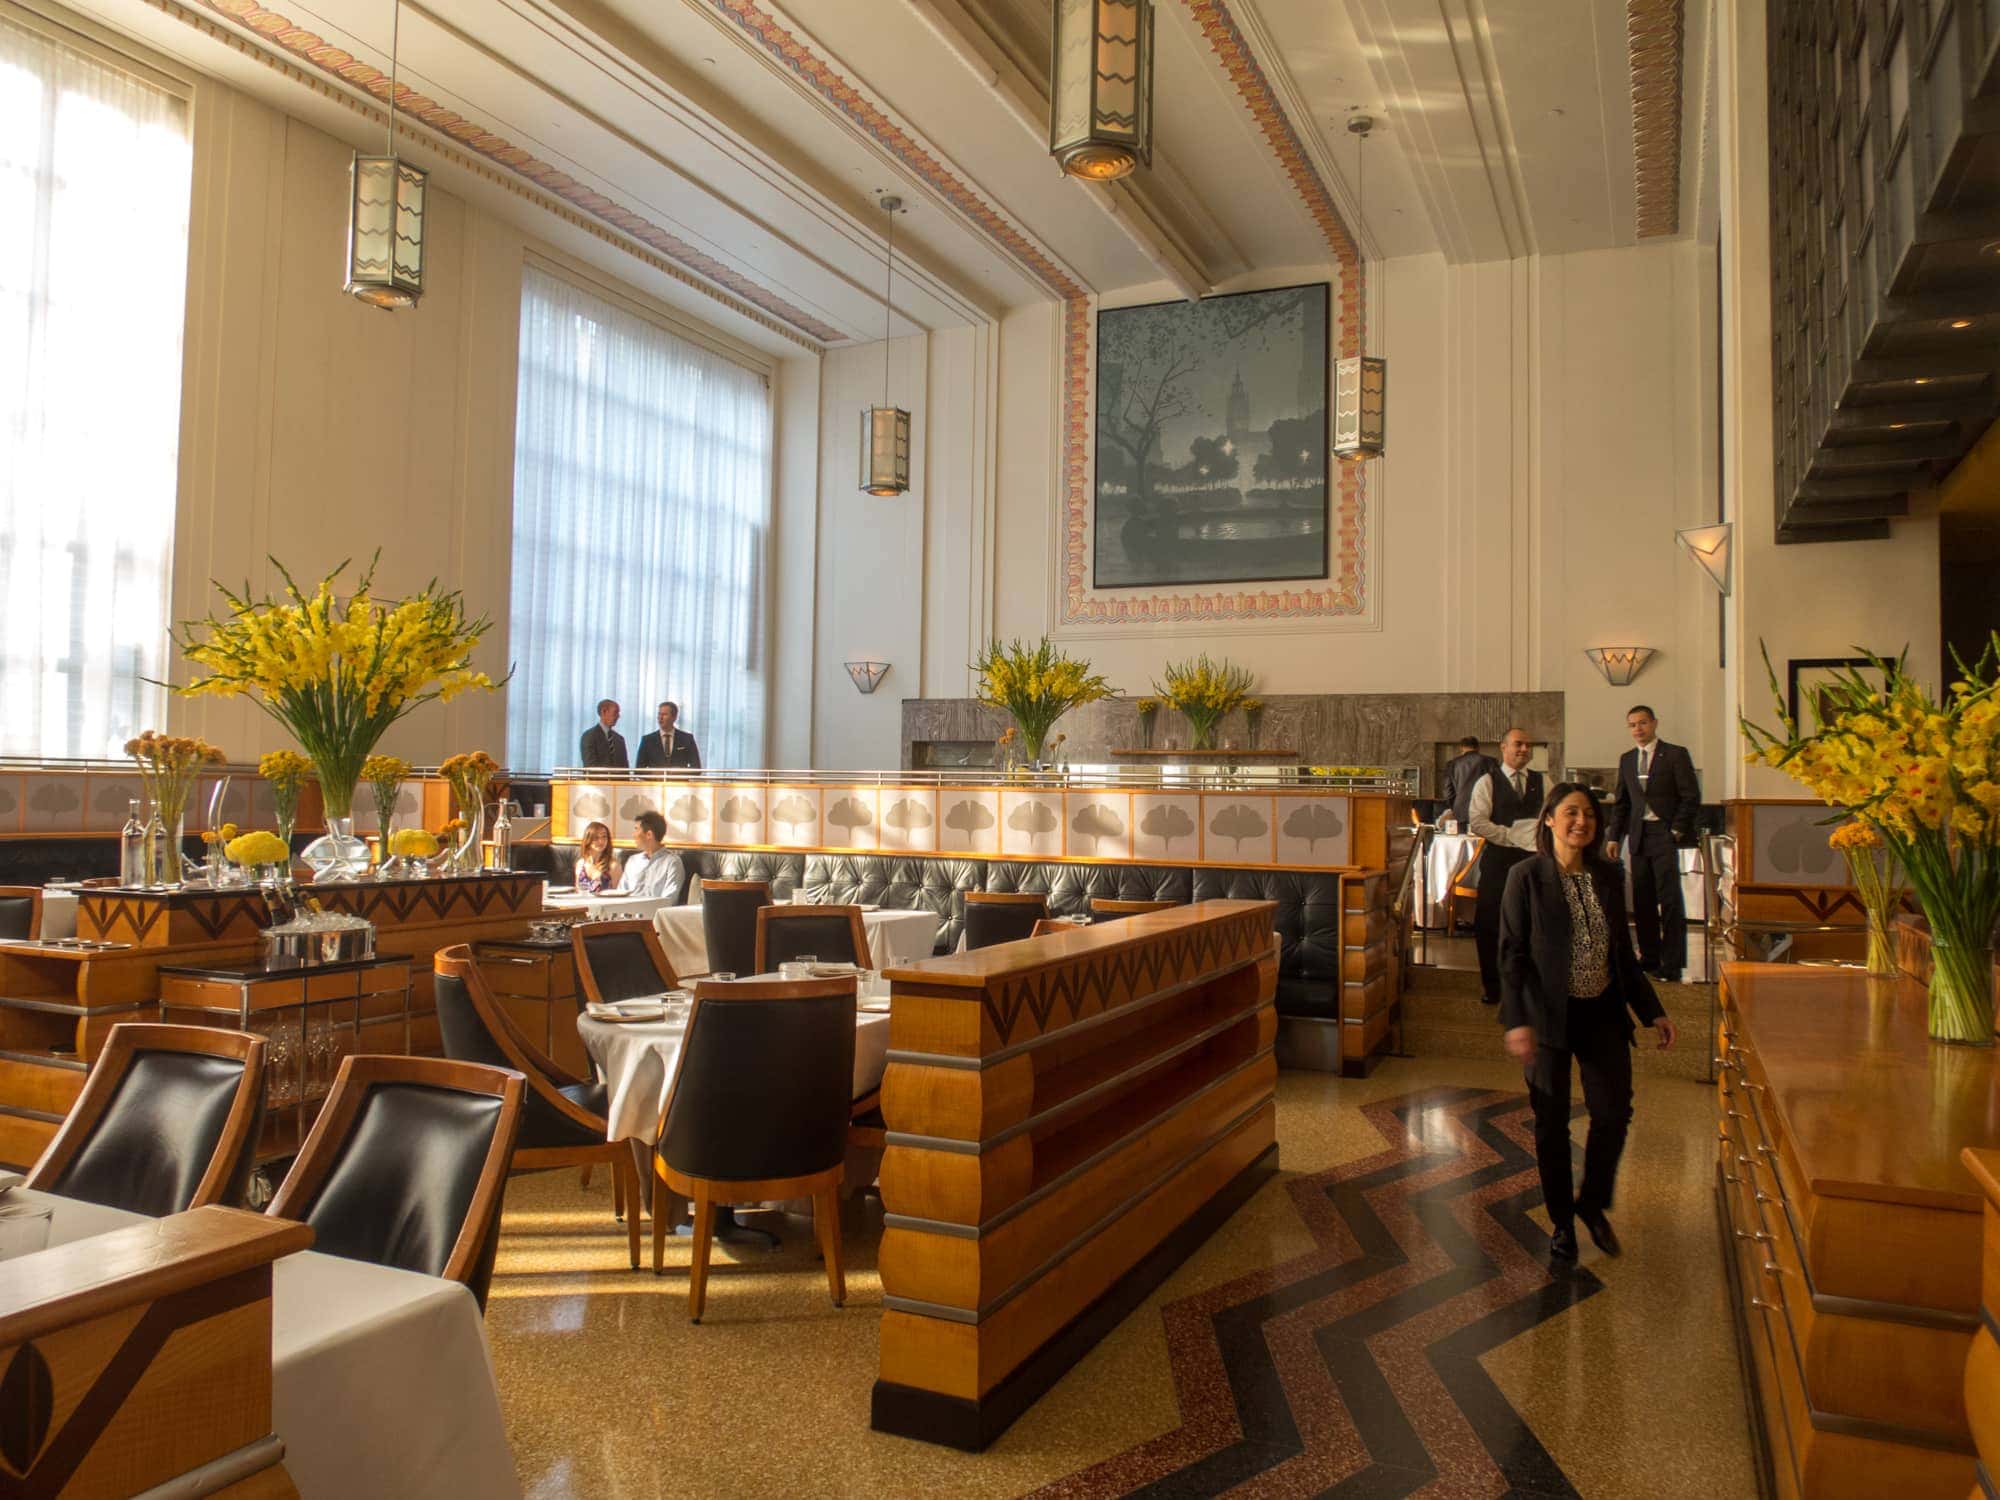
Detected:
[
  {"left": 1675, "top": 522, "right": 1733, "bottom": 595},
  {"left": 1584, "top": 647, "right": 1657, "bottom": 686},
  {"left": 844, "top": 661, "right": 891, "bottom": 694}
]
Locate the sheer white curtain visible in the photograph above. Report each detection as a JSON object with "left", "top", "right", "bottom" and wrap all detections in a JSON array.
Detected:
[
  {"left": 0, "top": 15, "right": 190, "bottom": 759},
  {"left": 508, "top": 266, "right": 772, "bottom": 771}
]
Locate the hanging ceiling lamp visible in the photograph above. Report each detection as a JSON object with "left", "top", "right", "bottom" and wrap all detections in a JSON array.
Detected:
[
  {"left": 1332, "top": 116, "right": 1386, "bottom": 462},
  {"left": 860, "top": 194, "right": 911, "bottom": 497},
  {"left": 1049, "top": 0, "right": 1154, "bottom": 181},
  {"left": 344, "top": 0, "right": 427, "bottom": 309}
]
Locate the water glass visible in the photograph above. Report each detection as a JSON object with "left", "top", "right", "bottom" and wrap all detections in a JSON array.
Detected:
[
  {"left": 664, "top": 989, "right": 693, "bottom": 1022},
  {"left": 709, "top": 971, "right": 737, "bottom": 983},
  {"left": 0, "top": 1200, "right": 54, "bottom": 1260}
]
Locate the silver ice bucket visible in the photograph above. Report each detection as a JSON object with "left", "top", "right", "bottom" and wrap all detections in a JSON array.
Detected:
[{"left": 261, "top": 916, "right": 376, "bottom": 966}]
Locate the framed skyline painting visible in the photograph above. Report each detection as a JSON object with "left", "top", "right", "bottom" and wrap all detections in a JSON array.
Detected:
[{"left": 1093, "top": 282, "right": 1330, "bottom": 589}]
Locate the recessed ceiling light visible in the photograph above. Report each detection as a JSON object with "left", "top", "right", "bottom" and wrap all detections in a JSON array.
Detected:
[
  {"left": 1952, "top": 318, "right": 1974, "bottom": 329},
  {"left": 1888, "top": 422, "right": 1909, "bottom": 429},
  {"left": 1915, "top": 377, "right": 1932, "bottom": 384},
  {"left": 1984, "top": 239, "right": 2000, "bottom": 256}
]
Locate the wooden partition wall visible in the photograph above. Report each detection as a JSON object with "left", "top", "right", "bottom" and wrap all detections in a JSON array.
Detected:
[
  {"left": 871, "top": 900, "right": 1279, "bottom": 1449},
  {"left": 0, "top": 1206, "right": 311, "bottom": 1496}
]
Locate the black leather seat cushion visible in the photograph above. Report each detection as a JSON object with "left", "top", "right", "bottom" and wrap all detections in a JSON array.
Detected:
[
  {"left": 299, "top": 1083, "right": 505, "bottom": 1283},
  {"left": 684, "top": 849, "right": 805, "bottom": 902},
  {"left": 963, "top": 899, "right": 1046, "bottom": 950},
  {"left": 435, "top": 973, "right": 606, "bottom": 1150},
  {"left": 0, "top": 895, "right": 35, "bottom": 942},
  {"left": 760, "top": 910, "right": 862, "bottom": 968},
  {"left": 559, "top": 1079, "right": 609, "bottom": 1119},
  {"left": 803, "top": 854, "right": 983, "bottom": 952},
  {"left": 578, "top": 930, "right": 671, "bottom": 1000},
  {"left": 984, "top": 861, "right": 1192, "bottom": 917},
  {"left": 53, "top": 1050, "right": 251, "bottom": 1215},
  {"left": 661, "top": 993, "right": 854, "bottom": 1182}
]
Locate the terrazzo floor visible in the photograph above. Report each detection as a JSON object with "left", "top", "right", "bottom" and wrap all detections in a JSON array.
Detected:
[{"left": 485, "top": 1057, "right": 1756, "bottom": 1499}]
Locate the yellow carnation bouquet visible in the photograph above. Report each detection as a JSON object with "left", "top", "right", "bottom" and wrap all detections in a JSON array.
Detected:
[
  {"left": 1155, "top": 655, "right": 1256, "bottom": 752},
  {"left": 1743, "top": 639, "right": 2000, "bottom": 1043},
  {"left": 172, "top": 555, "right": 505, "bottom": 823},
  {"left": 972, "top": 638, "right": 1113, "bottom": 765},
  {"left": 224, "top": 829, "right": 292, "bottom": 869},
  {"left": 258, "top": 749, "right": 312, "bottom": 843},
  {"left": 388, "top": 827, "right": 440, "bottom": 859},
  {"left": 125, "top": 732, "right": 227, "bottom": 882}
]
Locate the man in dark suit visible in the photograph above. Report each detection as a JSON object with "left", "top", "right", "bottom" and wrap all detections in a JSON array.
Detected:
[
  {"left": 1605, "top": 704, "right": 1701, "bottom": 981},
  {"left": 1466, "top": 727, "right": 1545, "bottom": 1006},
  {"left": 635, "top": 700, "right": 702, "bottom": 770},
  {"left": 1438, "top": 735, "right": 1496, "bottom": 827},
  {"left": 579, "top": 699, "right": 628, "bottom": 769}
]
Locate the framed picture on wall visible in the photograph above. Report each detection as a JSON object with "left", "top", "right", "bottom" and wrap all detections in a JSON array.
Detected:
[
  {"left": 1092, "top": 282, "right": 1330, "bottom": 589},
  {"left": 1786, "top": 655, "right": 1885, "bottom": 729}
]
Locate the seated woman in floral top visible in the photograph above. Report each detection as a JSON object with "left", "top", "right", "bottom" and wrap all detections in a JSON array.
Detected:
[{"left": 573, "top": 821, "right": 620, "bottom": 893}]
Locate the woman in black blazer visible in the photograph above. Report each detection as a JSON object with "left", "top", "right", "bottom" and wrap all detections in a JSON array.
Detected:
[{"left": 1499, "top": 781, "right": 1677, "bottom": 1262}]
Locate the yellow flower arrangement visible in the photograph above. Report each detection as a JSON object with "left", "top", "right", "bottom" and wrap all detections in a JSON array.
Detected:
[
  {"left": 201, "top": 822, "right": 241, "bottom": 848},
  {"left": 388, "top": 827, "right": 440, "bottom": 859},
  {"left": 173, "top": 556, "right": 505, "bottom": 820},
  {"left": 225, "top": 829, "right": 292, "bottom": 867},
  {"left": 972, "top": 638, "right": 1113, "bottom": 763},
  {"left": 1135, "top": 697, "right": 1161, "bottom": 716},
  {"left": 1743, "top": 638, "right": 2000, "bottom": 1040},
  {"left": 439, "top": 750, "right": 500, "bottom": 816},
  {"left": 125, "top": 732, "right": 227, "bottom": 842},
  {"left": 258, "top": 748, "right": 313, "bottom": 837},
  {"left": 1155, "top": 655, "right": 1256, "bottom": 751},
  {"left": 361, "top": 754, "right": 413, "bottom": 837}
]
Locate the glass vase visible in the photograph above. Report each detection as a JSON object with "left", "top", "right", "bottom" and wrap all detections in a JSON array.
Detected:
[
  {"left": 1138, "top": 713, "right": 1157, "bottom": 750},
  {"left": 1927, "top": 932, "right": 1996, "bottom": 1046},
  {"left": 1245, "top": 710, "right": 1264, "bottom": 752},
  {"left": 300, "top": 815, "right": 371, "bottom": 884},
  {"left": 1185, "top": 713, "right": 1218, "bottom": 753},
  {"left": 1863, "top": 907, "right": 1899, "bottom": 978},
  {"left": 450, "top": 799, "right": 486, "bottom": 876}
]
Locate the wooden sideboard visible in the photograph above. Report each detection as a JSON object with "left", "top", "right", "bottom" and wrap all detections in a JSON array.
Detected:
[
  {"left": 1716, "top": 964, "right": 1997, "bottom": 1497},
  {"left": 0, "top": 874, "right": 543, "bottom": 1169},
  {"left": 871, "top": 900, "right": 1279, "bottom": 1449}
]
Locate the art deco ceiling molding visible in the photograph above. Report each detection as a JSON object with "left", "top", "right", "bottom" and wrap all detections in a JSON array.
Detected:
[
  {"left": 148, "top": 0, "right": 845, "bottom": 348},
  {"left": 1627, "top": 0, "right": 1685, "bottom": 238}
]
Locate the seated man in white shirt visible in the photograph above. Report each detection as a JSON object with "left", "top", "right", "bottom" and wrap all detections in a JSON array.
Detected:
[{"left": 616, "top": 810, "right": 685, "bottom": 903}]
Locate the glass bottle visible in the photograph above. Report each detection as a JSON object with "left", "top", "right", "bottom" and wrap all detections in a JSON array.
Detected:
[
  {"left": 490, "top": 801, "right": 513, "bottom": 872},
  {"left": 119, "top": 799, "right": 146, "bottom": 887},
  {"left": 143, "top": 804, "right": 169, "bottom": 888}
]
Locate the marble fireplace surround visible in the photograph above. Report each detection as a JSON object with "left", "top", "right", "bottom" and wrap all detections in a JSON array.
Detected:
[{"left": 902, "top": 693, "right": 1564, "bottom": 793}]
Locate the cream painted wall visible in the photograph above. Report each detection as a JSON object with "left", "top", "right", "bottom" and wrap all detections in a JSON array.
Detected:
[{"left": 841, "top": 242, "right": 1733, "bottom": 780}]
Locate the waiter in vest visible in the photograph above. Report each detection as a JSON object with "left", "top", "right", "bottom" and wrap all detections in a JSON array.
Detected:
[{"left": 1467, "top": 727, "right": 1546, "bottom": 1005}]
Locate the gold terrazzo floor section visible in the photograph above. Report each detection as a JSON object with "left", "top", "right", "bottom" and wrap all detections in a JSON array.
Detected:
[{"left": 486, "top": 1057, "right": 1757, "bottom": 1499}]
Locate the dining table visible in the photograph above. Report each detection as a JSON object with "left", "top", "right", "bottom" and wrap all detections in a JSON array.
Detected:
[
  {"left": 23, "top": 1187, "right": 520, "bottom": 1500},
  {"left": 540, "top": 888, "right": 678, "bottom": 922},
  {"left": 650, "top": 902, "right": 940, "bottom": 978}
]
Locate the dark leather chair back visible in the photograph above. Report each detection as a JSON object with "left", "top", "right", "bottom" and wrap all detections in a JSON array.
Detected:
[
  {"left": 759, "top": 908, "right": 862, "bottom": 969},
  {"left": 660, "top": 982, "right": 855, "bottom": 1182},
  {"left": 294, "top": 1081, "right": 510, "bottom": 1303},
  {"left": 963, "top": 897, "right": 1047, "bottom": 950},
  {"left": 48, "top": 1048, "right": 260, "bottom": 1215},
  {"left": 0, "top": 890, "right": 37, "bottom": 941},
  {"left": 436, "top": 969, "right": 601, "bottom": 1150},
  {"left": 576, "top": 929, "right": 670, "bottom": 1000},
  {"left": 700, "top": 882, "right": 768, "bottom": 976}
]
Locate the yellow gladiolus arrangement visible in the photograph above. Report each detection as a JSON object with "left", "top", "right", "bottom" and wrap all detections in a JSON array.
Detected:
[
  {"left": 173, "top": 556, "right": 505, "bottom": 822},
  {"left": 1155, "top": 655, "right": 1257, "bottom": 751},
  {"left": 972, "top": 638, "right": 1113, "bottom": 764},
  {"left": 1742, "top": 639, "right": 2000, "bottom": 1043},
  {"left": 224, "top": 829, "right": 292, "bottom": 868}
]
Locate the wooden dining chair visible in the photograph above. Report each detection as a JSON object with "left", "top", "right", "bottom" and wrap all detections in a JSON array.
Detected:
[
  {"left": 569, "top": 919, "right": 681, "bottom": 1210},
  {"left": 700, "top": 880, "right": 770, "bottom": 978},
  {"left": 0, "top": 885, "right": 43, "bottom": 942},
  {"left": 1089, "top": 897, "right": 1178, "bottom": 920},
  {"left": 1029, "top": 917, "right": 1075, "bottom": 937},
  {"left": 755, "top": 904, "right": 871, "bottom": 972},
  {"left": 267, "top": 1054, "right": 523, "bottom": 1310},
  {"left": 1447, "top": 837, "right": 1486, "bottom": 935},
  {"left": 434, "top": 947, "right": 642, "bottom": 1269},
  {"left": 29, "top": 1023, "right": 267, "bottom": 1216},
  {"left": 962, "top": 891, "right": 1047, "bottom": 949},
  {"left": 650, "top": 976, "right": 857, "bottom": 1321}
]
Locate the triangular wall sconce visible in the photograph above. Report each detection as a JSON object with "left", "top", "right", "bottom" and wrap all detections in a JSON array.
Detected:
[
  {"left": 1676, "top": 523, "right": 1733, "bottom": 595},
  {"left": 1584, "top": 646, "right": 1657, "bottom": 686}
]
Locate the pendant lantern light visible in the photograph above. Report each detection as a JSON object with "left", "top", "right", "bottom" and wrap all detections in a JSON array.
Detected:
[
  {"left": 344, "top": 0, "right": 427, "bottom": 309},
  {"left": 1049, "top": 0, "right": 1154, "bottom": 181},
  {"left": 1332, "top": 116, "right": 1386, "bottom": 462},
  {"left": 860, "top": 194, "right": 911, "bottom": 497}
]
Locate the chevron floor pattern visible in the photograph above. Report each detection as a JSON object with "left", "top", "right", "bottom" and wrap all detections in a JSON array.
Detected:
[{"left": 490, "top": 1059, "right": 1754, "bottom": 1500}]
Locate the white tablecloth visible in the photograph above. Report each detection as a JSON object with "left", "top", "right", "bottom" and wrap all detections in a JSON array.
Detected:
[
  {"left": 650, "top": 904, "right": 940, "bottom": 978},
  {"left": 578, "top": 1006, "right": 892, "bottom": 1144},
  {"left": 28, "top": 1188, "right": 519, "bottom": 1500},
  {"left": 542, "top": 889, "right": 676, "bottom": 921},
  {"left": 1419, "top": 834, "right": 1480, "bottom": 928},
  {"left": 38, "top": 888, "right": 78, "bottom": 940}
]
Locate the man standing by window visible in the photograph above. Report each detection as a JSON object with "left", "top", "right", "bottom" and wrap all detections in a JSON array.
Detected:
[
  {"left": 1468, "top": 728, "right": 1545, "bottom": 1006},
  {"left": 1606, "top": 704, "right": 1701, "bottom": 982},
  {"left": 635, "top": 701, "right": 702, "bottom": 770},
  {"left": 579, "top": 700, "right": 628, "bottom": 769}
]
